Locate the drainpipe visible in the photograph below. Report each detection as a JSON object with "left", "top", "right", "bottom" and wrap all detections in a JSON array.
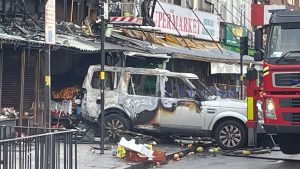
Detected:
[
  {"left": 34, "top": 50, "right": 41, "bottom": 126},
  {"left": 19, "top": 49, "right": 25, "bottom": 126},
  {"left": 0, "top": 46, "right": 3, "bottom": 109}
]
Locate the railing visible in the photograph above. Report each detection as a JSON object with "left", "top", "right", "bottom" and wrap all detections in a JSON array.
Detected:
[{"left": 0, "top": 125, "right": 77, "bottom": 169}]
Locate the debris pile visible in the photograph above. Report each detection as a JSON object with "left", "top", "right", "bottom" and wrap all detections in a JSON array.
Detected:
[
  {"left": 0, "top": 107, "right": 19, "bottom": 120},
  {"left": 113, "top": 137, "right": 166, "bottom": 163},
  {"left": 232, "top": 148, "right": 272, "bottom": 155}
]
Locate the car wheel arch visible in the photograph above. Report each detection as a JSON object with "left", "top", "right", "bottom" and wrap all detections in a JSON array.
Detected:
[
  {"left": 100, "top": 107, "right": 131, "bottom": 121},
  {"left": 211, "top": 116, "right": 247, "bottom": 137},
  {"left": 98, "top": 107, "right": 133, "bottom": 132},
  {"left": 208, "top": 111, "right": 247, "bottom": 131}
]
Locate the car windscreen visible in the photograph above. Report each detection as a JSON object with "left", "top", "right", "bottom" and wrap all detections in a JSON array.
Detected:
[
  {"left": 266, "top": 23, "right": 300, "bottom": 64},
  {"left": 188, "top": 78, "right": 215, "bottom": 101}
]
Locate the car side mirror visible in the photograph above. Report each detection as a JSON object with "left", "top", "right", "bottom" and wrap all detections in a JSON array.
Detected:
[
  {"left": 246, "top": 67, "right": 258, "bottom": 80},
  {"left": 255, "top": 28, "right": 263, "bottom": 51}
]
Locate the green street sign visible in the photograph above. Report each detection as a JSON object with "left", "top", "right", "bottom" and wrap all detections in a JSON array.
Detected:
[{"left": 224, "top": 23, "right": 248, "bottom": 47}]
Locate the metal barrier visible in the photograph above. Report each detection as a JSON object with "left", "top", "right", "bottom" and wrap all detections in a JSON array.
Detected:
[{"left": 0, "top": 126, "right": 77, "bottom": 169}]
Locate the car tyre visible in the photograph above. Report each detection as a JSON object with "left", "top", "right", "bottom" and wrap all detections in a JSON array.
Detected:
[
  {"left": 102, "top": 114, "right": 130, "bottom": 142},
  {"left": 278, "top": 134, "right": 300, "bottom": 155},
  {"left": 214, "top": 120, "right": 247, "bottom": 150}
]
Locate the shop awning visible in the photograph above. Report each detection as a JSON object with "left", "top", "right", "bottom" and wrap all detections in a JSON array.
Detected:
[
  {"left": 0, "top": 32, "right": 147, "bottom": 53},
  {"left": 124, "top": 51, "right": 170, "bottom": 59},
  {"left": 112, "top": 31, "right": 255, "bottom": 64},
  {"left": 210, "top": 62, "right": 263, "bottom": 74}
]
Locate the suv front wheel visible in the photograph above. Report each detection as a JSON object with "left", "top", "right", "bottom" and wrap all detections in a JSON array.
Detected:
[
  {"left": 102, "top": 114, "right": 130, "bottom": 142},
  {"left": 214, "top": 120, "right": 247, "bottom": 150}
]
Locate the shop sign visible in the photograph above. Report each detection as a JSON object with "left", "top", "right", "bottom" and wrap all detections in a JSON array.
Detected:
[
  {"left": 148, "top": 2, "right": 220, "bottom": 41},
  {"left": 45, "top": 0, "right": 56, "bottom": 44},
  {"left": 224, "top": 23, "right": 247, "bottom": 47}
]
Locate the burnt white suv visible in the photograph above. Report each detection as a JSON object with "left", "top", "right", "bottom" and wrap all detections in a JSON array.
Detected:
[{"left": 81, "top": 65, "right": 248, "bottom": 150}]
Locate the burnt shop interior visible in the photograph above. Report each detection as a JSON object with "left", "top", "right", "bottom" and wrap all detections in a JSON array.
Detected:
[{"left": 0, "top": 46, "right": 165, "bottom": 129}]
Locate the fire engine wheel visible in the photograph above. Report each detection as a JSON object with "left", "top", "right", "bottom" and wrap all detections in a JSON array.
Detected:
[
  {"left": 278, "top": 134, "right": 300, "bottom": 155},
  {"left": 103, "top": 114, "right": 130, "bottom": 142},
  {"left": 214, "top": 120, "right": 247, "bottom": 150}
]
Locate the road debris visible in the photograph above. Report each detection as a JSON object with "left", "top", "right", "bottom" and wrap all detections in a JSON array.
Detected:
[
  {"left": 233, "top": 148, "right": 272, "bottom": 155},
  {"left": 209, "top": 147, "right": 221, "bottom": 157},
  {"left": 196, "top": 146, "right": 204, "bottom": 153},
  {"left": 187, "top": 152, "right": 195, "bottom": 156},
  {"left": 173, "top": 153, "right": 180, "bottom": 160},
  {"left": 178, "top": 152, "right": 184, "bottom": 158}
]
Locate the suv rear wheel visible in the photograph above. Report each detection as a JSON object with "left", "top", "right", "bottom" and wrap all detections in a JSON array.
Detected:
[
  {"left": 102, "top": 114, "right": 130, "bottom": 142},
  {"left": 214, "top": 120, "right": 246, "bottom": 150}
]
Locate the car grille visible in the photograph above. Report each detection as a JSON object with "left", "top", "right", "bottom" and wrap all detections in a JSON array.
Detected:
[
  {"left": 279, "top": 98, "right": 300, "bottom": 108},
  {"left": 274, "top": 73, "right": 300, "bottom": 87},
  {"left": 282, "top": 112, "right": 300, "bottom": 122}
]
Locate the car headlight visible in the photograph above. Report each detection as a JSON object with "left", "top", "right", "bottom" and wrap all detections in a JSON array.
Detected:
[{"left": 265, "top": 98, "right": 276, "bottom": 119}]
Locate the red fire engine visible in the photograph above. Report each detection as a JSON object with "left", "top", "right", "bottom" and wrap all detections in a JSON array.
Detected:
[{"left": 247, "top": 10, "right": 300, "bottom": 154}]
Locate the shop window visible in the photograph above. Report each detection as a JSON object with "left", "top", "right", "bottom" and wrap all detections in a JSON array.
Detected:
[
  {"left": 68, "top": 0, "right": 85, "bottom": 24},
  {"left": 107, "top": 0, "right": 122, "bottom": 17},
  {"left": 159, "top": 0, "right": 173, "bottom": 4},
  {"left": 128, "top": 74, "right": 159, "bottom": 97},
  {"left": 219, "top": 2, "right": 226, "bottom": 21},
  {"left": 174, "top": 0, "right": 181, "bottom": 6},
  {"left": 91, "top": 71, "right": 120, "bottom": 90},
  {"left": 55, "top": 0, "right": 74, "bottom": 22},
  {"left": 186, "top": 0, "right": 193, "bottom": 8},
  {"left": 86, "top": 0, "right": 97, "bottom": 20},
  {"left": 288, "top": 0, "right": 295, "bottom": 6},
  {"left": 198, "top": 0, "right": 215, "bottom": 12},
  {"left": 56, "top": 0, "right": 65, "bottom": 21}
]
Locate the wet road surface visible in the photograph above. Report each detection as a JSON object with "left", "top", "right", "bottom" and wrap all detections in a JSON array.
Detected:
[{"left": 159, "top": 152, "right": 300, "bottom": 169}]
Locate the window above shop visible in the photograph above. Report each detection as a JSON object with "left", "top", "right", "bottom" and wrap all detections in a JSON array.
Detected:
[
  {"left": 186, "top": 0, "right": 193, "bottom": 8},
  {"left": 287, "top": 0, "right": 295, "bottom": 6},
  {"left": 174, "top": 0, "right": 181, "bottom": 6}
]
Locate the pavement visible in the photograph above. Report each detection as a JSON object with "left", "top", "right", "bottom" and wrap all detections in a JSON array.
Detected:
[
  {"left": 76, "top": 137, "right": 300, "bottom": 169},
  {"left": 77, "top": 142, "right": 193, "bottom": 169}
]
